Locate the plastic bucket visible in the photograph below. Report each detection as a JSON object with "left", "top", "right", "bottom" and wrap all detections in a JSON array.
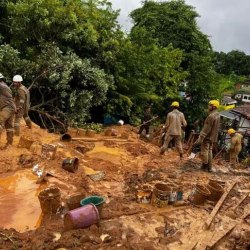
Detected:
[
  {"left": 153, "top": 183, "right": 172, "bottom": 207},
  {"left": 66, "top": 193, "right": 86, "bottom": 210},
  {"left": 209, "top": 179, "right": 226, "bottom": 188},
  {"left": 207, "top": 182, "right": 224, "bottom": 202},
  {"left": 64, "top": 204, "right": 99, "bottom": 230},
  {"left": 18, "top": 136, "right": 34, "bottom": 149},
  {"left": 41, "top": 144, "right": 57, "bottom": 160},
  {"left": 188, "top": 184, "right": 211, "bottom": 205},
  {"left": 62, "top": 157, "right": 79, "bottom": 173},
  {"left": 61, "top": 134, "right": 72, "bottom": 142},
  {"left": 80, "top": 196, "right": 105, "bottom": 214},
  {"left": 38, "top": 187, "right": 61, "bottom": 215},
  {"left": 136, "top": 185, "right": 152, "bottom": 204}
]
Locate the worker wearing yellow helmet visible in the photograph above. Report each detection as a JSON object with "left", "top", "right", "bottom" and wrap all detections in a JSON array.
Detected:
[
  {"left": 160, "top": 101, "right": 187, "bottom": 159},
  {"left": 194, "top": 100, "right": 220, "bottom": 172},
  {"left": 227, "top": 128, "right": 243, "bottom": 168}
]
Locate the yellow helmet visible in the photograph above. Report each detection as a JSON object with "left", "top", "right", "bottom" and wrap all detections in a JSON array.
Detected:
[
  {"left": 227, "top": 128, "right": 236, "bottom": 135},
  {"left": 171, "top": 101, "right": 179, "bottom": 107},
  {"left": 208, "top": 100, "right": 220, "bottom": 108}
]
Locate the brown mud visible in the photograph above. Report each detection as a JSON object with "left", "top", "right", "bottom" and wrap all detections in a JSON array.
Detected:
[{"left": 0, "top": 122, "right": 249, "bottom": 249}]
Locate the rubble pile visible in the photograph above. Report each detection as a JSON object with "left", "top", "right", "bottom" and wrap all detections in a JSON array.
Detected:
[{"left": 0, "top": 122, "right": 249, "bottom": 250}]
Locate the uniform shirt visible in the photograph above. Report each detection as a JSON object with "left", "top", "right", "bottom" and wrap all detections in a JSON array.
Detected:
[
  {"left": 200, "top": 110, "right": 220, "bottom": 142},
  {"left": 165, "top": 109, "right": 187, "bottom": 136},
  {"left": 142, "top": 110, "right": 152, "bottom": 126},
  {"left": 15, "top": 84, "right": 30, "bottom": 110},
  {"left": 230, "top": 133, "right": 243, "bottom": 153},
  {"left": 0, "top": 81, "right": 15, "bottom": 111}
]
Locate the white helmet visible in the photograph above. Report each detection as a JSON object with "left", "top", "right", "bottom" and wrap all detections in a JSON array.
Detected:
[
  {"left": 13, "top": 75, "right": 23, "bottom": 82},
  {"left": 0, "top": 73, "right": 4, "bottom": 79},
  {"left": 118, "top": 120, "right": 124, "bottom": 126}
]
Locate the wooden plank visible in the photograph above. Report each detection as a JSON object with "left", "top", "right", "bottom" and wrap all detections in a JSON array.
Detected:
[
  {"left": 204, "top": 181, "right": 237, "bottom": 229},
  {"left": 232, "top": 193, "right": 249, "bottom": 211},
  {"left": 207, "top": 225, "right": 236, "bottom": 249},
  {"left": 72, "top": 137, "right": 130, "bottom": 142}
]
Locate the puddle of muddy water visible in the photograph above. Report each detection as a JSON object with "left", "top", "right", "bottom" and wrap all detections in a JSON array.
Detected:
[{"left": 0, "top": 169, "right": 45, "bottom": 232}]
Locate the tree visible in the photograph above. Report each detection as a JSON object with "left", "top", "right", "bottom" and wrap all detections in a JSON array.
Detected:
[
  {"left": 130, "top": 0, "right": 217, "bottom": 123},
  {"left": 106, "top": 26, "right": 187, "bottom": 121},
  {"left": 214, "top": 50, "right": 250, "bottom": 76},
  {"left": 0, "top": 0, "right": 122, "bottom": 127}
]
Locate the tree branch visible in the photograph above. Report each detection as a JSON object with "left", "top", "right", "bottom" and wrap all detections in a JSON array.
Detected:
[{"left": 30, "top": 108, "right": 66, "bottom": 131}]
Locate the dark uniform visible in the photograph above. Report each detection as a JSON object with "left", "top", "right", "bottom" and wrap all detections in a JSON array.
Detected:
[
  {"left": 0, "top": 80, "right": 16, "bottom": 145},
  {"left": 138, "top": 108, "right": 152, "bottom": 136},
  {"left": 14, "top": 84, "right": 32, "bottom": 135}
]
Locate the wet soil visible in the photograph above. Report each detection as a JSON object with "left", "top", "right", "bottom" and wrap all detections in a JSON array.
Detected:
[{"left": 0, "top": 122, "right": 249, "bottom": 249}]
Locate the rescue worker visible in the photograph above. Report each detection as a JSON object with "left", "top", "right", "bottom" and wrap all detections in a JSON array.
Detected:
[
  {"left": 160, "top": 101, "right": 187, "bottom": 159},
  {"left": 227, "top": 128, "right": 243, "bottom": 168},
  {"left": 0, "top": 73, "right": 16, "bottom": 148},
  {"left": 195, "top": 100, "right": 220, "bottom": 172},
  {"left": 13, "top": 75, "right": 32, "bottom": 136},
  {"left": 138, "top": 106, "right": 153, "bottom": 138}
]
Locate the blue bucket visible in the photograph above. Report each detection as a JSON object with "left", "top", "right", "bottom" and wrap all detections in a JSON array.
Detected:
[{"left": 80, "top": 196, "right": 106, "bottom": 214}]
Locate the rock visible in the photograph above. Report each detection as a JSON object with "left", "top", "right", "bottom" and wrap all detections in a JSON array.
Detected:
[
  {"left": 111, "top": 129, "right": 118, "bottom": 136},
  {"left": 89, "top": 235, "right": 102, "bottom": 245},
  {"left": 80, "top": 235, "right": 91, "bottom": 243},
  {"left": 155, "top": 226, "right": 165, "bottom": 234},
  {"left": 89, "top": 224, "right": 100, "bottom": 235}
]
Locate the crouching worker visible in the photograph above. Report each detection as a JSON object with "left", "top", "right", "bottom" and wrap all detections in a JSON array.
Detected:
[
  {"left": 0, "top": 73, "right": 15, "bottom": 148},
  {"left": 227, "top": 128, "right": 243, "bottom": 168}
]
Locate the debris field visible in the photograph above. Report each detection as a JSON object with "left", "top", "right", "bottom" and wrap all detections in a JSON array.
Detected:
[{"left": 0, "top": 123, "right": 249, "bottom": 250}]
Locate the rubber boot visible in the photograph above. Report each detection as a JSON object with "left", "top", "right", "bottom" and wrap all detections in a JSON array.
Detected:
[
  {"left": 7, "top": 131, "right": 14, "bottom": 145},
  {"left": 14, "top": 126, "right": 20, "bottom": 136},
  {"left": 1, "top": 131, "right": 13, "bottom": 150},
  {"left": 207, "top": 164, "right": 212, "bottom": 172},
  {"left": 25, "top": 118, "right": 32, "bottom": 129},
  {"left": 201, "top": 163, "right": 208, "bottom": 170},
  {"left": 160, "top": 147, "right": 165, "bottom": 155}
]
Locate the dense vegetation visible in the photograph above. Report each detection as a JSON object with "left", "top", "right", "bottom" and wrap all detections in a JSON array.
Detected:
[{"left": 0, "top": 0, "right": 249, "bottom": 128}]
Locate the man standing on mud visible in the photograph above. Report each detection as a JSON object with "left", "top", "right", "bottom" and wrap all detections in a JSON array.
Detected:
[
  {"left": 195, "top": 100, "right": 220, "bottom": 172},
  {"left": 160, "top": 101, "right": 187, "bottom": 159},
  {"left": 138, "top": 106, "right": 153, "bottom": 138},
  {"left": 13, "top": 75, "right": 32, "bottom": 136},
  {"left": 0, "top": 73, "right": 16, "bottom": 148}
]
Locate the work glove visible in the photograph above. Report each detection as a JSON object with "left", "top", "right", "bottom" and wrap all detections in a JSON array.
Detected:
[
  {"left": 15, "top": 108, "right": 19, "bottom": 114},
  {"left": 225, "top": 143, "right": 231, "bottom": 152}
]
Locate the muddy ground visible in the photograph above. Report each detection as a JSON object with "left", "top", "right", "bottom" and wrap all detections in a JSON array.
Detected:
[{"left": 0, "top": 122, "right": 250, "bottom": 250}]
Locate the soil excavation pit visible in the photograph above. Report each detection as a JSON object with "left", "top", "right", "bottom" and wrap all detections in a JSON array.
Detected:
[{"left": 0, "top": 169, "right": 44, "bottom": 232}]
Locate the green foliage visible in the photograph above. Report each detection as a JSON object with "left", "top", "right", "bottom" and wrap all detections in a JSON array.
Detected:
[
  {"left": 130, "top": 0, "right": 215, "bottom": 123},
  {"left": 0, "top": 0, "right": 249, "bottom": 129},
  {"left": 80, "top": 122, "right": 103, "bottom": 133},
  {"left": 213, "top": 73, "right": 246, "bottom": 99},
  {"left": 0, "top": 43, "right": 111, "bottom": 124},
  {"left": 0, "top": 0, "right": 118, "bottom": 125},
  {"left": 214, "top": 50, "right": 250, "bottom": 76}
]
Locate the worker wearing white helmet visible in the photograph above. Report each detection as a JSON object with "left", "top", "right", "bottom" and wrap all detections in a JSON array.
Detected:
[
  {"left": 0, "top": 73, "right": 16, "bottom": 148},
  {"left": 13, "top": 75, "right": 32, "bottom": 135}
]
